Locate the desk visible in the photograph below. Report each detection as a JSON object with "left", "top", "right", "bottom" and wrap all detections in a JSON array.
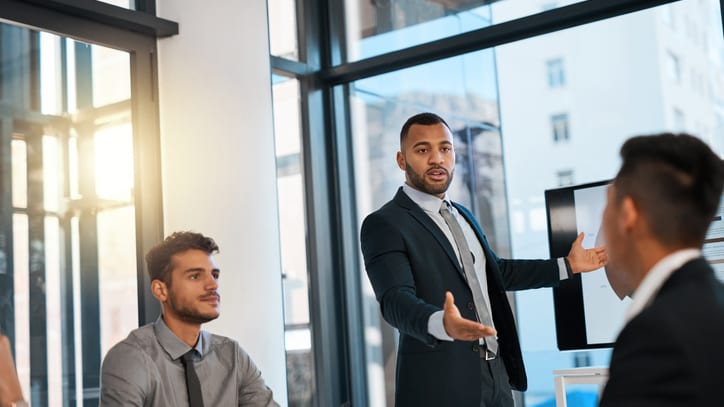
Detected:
[{"left": 553, "top": 367, "right": 608, "bottom": 407}]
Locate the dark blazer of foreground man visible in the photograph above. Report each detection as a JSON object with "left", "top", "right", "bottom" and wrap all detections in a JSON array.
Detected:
[
  {"left": 360, "top": 112, "right": 606, "bottom": 407},
  {"left": 599, "top": 133, "right": 724, "bottom": 407}
]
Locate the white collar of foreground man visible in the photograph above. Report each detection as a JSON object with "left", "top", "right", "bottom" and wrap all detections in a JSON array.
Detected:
[{"left": 625, "top": 248, "right": 701, "bottom": 323}]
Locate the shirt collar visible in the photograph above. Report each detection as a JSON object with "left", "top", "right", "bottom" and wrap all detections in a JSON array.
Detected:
[
  {"left": 153, "top": 315, "right": 205, "bottom": 360},
  {"left": 401, "top": 183, "right": 448, "bottom": 214},
  {"left": 624, "top": 248, "right": 701, "bottom": 322}
]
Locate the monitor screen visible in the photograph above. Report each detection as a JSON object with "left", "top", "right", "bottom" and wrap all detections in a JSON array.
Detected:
[{"left": 546, "top": 180, "right": 724, "bottom": 351}]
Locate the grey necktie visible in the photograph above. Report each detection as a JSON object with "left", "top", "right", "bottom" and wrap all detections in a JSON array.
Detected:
[
  {"left": 440, "top": 201, "right": 498, "bottom": 356},
  {"left": 181, "top": 350, "right": 204, "bottom": 407}
]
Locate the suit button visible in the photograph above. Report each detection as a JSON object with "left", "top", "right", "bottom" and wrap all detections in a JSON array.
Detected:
[
  {"left": 467, "top": 302, "right": 475, "bottom": 310},
  {"left": 472, "top": 344, "right": 480, "bottom": 352}
]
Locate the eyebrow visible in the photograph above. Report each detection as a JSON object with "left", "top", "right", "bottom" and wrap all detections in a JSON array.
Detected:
[
  {"left": 184, "top": 267, "right": 221, "bottom": 274},
  {"left": 412, "top": 141, "right": 452, "bottom": 148}
]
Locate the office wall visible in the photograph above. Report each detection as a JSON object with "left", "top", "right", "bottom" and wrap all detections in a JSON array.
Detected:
[{"left": 155, "top": 0, "right": 287, "bottom": 404}]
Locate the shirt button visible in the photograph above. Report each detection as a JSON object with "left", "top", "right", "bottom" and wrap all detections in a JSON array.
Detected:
[
  {"left": 472, "top": 344, "right": 480, "bottom": 353},
  {"left": 467, "top": 302, "right": 475, "bottom": 310}
]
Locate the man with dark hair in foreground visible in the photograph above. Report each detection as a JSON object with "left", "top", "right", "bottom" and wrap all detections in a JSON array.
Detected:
[
  {"left": 100, "top": 231, "right": 278, "bottom": 407},
  {"left": 599, "top": 133, "right": 724, "bottom": 406}
]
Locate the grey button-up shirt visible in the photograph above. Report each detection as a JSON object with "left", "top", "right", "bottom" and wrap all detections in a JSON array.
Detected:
[{"left": 100, "top": 316, "right": 278, "bottom": 407}]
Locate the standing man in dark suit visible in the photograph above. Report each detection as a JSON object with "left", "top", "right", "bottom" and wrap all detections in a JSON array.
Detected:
[
  {"left": 360, "top": 112, "right": 607, "bottom": 407},
  {"left": 599, "top": 133, "right": 724, "bottom": 407}
]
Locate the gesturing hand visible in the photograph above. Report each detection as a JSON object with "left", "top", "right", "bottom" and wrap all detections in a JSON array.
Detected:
[
  {"left": 567, "top": 232, "right": 608, "bottom": 274},
  {"left": 442, "top": 292, "right": 496, "bottom": 341}
]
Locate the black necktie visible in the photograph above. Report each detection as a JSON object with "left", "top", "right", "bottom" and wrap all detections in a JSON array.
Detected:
[{"left": 181, "top": 350, "right": 204, "bottom": 407}]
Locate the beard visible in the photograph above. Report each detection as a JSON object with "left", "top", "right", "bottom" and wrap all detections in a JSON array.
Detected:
[
  {"left": 167, "top": 291, "right": 220, "bottom": 325},
  {"left": 406, "top": 163, "right": 453, "bottom": 196}
]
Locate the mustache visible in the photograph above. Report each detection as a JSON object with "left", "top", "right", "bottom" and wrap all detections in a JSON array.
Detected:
[{"left": 200, "top": 292, "right": 220, "bottom": 301}]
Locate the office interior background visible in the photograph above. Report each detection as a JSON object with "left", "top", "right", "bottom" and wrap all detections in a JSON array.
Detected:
[{"left": 0, "top": 0, "right": 722, "bottom": 406}]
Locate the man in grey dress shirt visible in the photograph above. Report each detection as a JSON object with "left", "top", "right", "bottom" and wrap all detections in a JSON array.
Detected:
[{"left": 100, "top": 231, "right": 278, "bottom": 407}]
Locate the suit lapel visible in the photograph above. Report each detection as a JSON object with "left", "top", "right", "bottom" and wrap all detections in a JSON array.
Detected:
[{"left": 392, "top": 188, "right": 466, "bottom": 280}]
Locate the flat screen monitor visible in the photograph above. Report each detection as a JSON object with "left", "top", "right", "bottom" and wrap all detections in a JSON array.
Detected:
[{"left": 546, "top": 180, "right": 724, "bottom": 351}]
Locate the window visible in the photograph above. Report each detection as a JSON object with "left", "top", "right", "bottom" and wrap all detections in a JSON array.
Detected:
[
  {"left": 271, "top": 75, "right": 315, "bottom": 406},
  {"left": 667, "top": 51, "right": 681, "bottom": 83},
  {"left": 496, "top": 1, "right": 722, "bottom": 405},
  {"left": 551, "top": 113, "right": 570, "bottom": 142},
  {"left": 0, "top": 23, "right": 142, "bottom": 407},
  {"left": 267, "top": 0, "right": 724, "bottom": 405},
  {"left": 350, "top": 49, "right": 508, "bottom": 406},
  {"left": 546, "top": 58, "right": 566, "bottom": 88},
  {"left": 674, "top": 108, "right": 686, "bottom": 131},
  {"left": 557, "top": 169, "right": 575, "bottom": 186}
]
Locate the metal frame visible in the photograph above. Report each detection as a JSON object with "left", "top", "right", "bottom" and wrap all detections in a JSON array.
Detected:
[{"left": 0, "top": 0, "right": 176, "bottom": 37}]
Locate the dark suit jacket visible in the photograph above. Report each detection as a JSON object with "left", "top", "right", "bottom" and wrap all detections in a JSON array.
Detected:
[
  {"left": 599, "top": 257, "right": 724, "bottom": 407},
  {"left": 360, "top": 188, "right": 562, "bottom": 407}
]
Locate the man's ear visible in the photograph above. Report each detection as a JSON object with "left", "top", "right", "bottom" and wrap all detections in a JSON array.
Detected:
[
  {"left": 151, "top": 279, "right": 168, "bottom": 302},
  {"left": 396, "top": 151, "right": 405, "bottom": 171},
  {"left": 620, "top": 196, "right": 639, "bottom": 234}
]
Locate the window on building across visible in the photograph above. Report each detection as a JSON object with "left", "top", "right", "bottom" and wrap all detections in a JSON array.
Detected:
[
  {"left": 546, "top": 58, "right": 566, "bottom": 88},
  {"left": 551, "top": 113, "right": 570, "bottom": 142},
  {"left": 557, "top": 169, "right": 575, "bottom": 186},
  {"left": 667, "top": 51, "right": 681, "bottom": 83}
]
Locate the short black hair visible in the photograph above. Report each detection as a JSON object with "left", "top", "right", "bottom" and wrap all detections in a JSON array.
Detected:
[
  {"left": 399, "top": 112, "right": 451, "bottom": 145},
  {"left": 145, "top": 231, "right": 219, "bottom": 286},
  {"left": 614, "top": 133, "right": 724, "bottom": 247}
]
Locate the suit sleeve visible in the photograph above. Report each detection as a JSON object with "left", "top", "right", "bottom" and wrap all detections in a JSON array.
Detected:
[
  {"left": 599, "top": 313, "right": 695, "bottom": 407},
  {"left": 360, "top": 212, "right": 441, "bottom": 347}
]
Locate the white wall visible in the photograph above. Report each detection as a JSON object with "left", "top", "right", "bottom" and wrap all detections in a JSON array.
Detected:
[{"left": 155, "top": 0, "right": 287, "bottom": 404}]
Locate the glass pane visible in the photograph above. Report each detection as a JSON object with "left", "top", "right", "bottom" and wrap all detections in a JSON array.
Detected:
[
  {"left": 95, "top": 124, "right": 134, "bottom": 201},
  {"left": 92, "top": 45, "right": 131, "bottom": 107},
  {"left": 44, "top": 216, "right": 62, "bottom": 407},
  {"left": 344, "top": 0, "right": 494, "bottom": 61},
  {"left": 271, "top": 77, "right": 315, "bottom": 406},
  {"left": 42, "top": 136, "right": 60, "bottom": 212},
  {"left": 496, "top": 0, "right": 724, "bottom": 404},
  {"left": 96, "top": 0, "right": 136, "bottom": 10},
  {"left": 97, "top": 206, "right": 138, "bottom": 357},
  {"left": 350, "top": 49, "right": 506, "bottom": 404},
  {"left": 1, "top": 20, "right": 136, "bottom": 407},
  {"left": 12, "top": 213, "right": 30, "bottom": 400},
  {"left": 268, "top": 0, "right": 299, "bottom": 60},
  {"left": 491, "top": 0, "right": 587, "bottom": 25},
  {"left": 11, "top": 140, "right": 27, "bottom": 208}
]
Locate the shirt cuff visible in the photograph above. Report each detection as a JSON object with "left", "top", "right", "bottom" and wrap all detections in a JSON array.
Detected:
[
  {"left": 558, "top": 257, "right": 572, "bottom": 280},
  {"left": 428, "top": 311, "right": 454, "bottom": 341}
]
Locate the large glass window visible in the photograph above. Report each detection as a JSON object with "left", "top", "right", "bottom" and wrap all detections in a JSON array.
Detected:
[
  {"left": 0, "top": 23, "right": 137, "bottom": 407},
  {"left": 267, "top": 0, "right": 723, "bottom": 405},
  {"left": 350, "top": 48, "right": 509, "bottom": 405},
  {"left": 271, "top": 74, "right": 315, "bottom": 407},
  {"left": 494, "top": 0, "right": 723, "bottom": 405}
]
